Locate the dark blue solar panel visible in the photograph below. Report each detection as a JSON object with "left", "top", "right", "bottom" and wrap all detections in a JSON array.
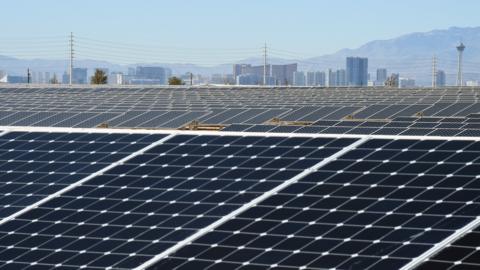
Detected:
[
  {"left": 0, "top": 134, "right": 354, "bottom": 269},
  {"left": 0, "top": 131, "right": 165, "bottom": 219},
  {"left": 151, "top": 138, "right": 480, "bottom": 270},
  {"left": 415, "top": 225, "right": 480, "bottom": 270}
]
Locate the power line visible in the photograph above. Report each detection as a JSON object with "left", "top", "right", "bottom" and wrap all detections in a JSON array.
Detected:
[{"left": 75, "top": 36, "right": 260, "bottom": 52}]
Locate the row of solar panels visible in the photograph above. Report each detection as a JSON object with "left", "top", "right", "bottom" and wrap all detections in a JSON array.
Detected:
[
  {"left": 223, "top": 115, "right": 480, "bottom": 137},
  {"left": 0, "top": 128, "right": 479, "bottom": 270},
  {"left": 4, "top": 109, "right": 480, "bottom": 139},
  {"left": 223, "top": 119, "right": 480, "bottom": 138},
  {"left": 0, "top": 104, "right": 480, "bottom": 129},
  {"left": 1, "top": 87, "right": 480, "bottom": 113}
]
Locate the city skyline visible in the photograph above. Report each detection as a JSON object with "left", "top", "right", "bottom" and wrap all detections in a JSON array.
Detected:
[
  {"left": 2, "top": 1, "right": 480, "bottom": 86},
  {"left": 1, "top": 0, "right": 480, "bottom": 63}
]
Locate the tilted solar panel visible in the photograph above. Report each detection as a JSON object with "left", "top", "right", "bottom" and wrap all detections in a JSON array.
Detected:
[
  {"left": 150, "top": 138, "right": 480, "bottom": 270},
  {"left": 0, "top": 131, "right": 165, "bottom": 219},
  {"left": 0, "top": 132, "right": 357, "bottom": 269},
  {"left": 415, "top": 225, "right": 480, "bottom": 270}
]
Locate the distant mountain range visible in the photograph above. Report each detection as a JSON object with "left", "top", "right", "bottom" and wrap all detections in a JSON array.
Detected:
[{"left": 1, "top": 26, "right": 480, "bottom": 85}]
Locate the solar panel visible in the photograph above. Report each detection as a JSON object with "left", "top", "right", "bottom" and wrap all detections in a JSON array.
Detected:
[
  {"left": 0, "top": 131, "right": 165, "bottom": 219},
  {"left": 0, "top": 132, "right": 357, "bottom": 269},
  {"left": 415, "top": 225, "right": 480, "bottom": 270},
  {"left": 150, "top": 137, "right": 480, "bottom": 270}
]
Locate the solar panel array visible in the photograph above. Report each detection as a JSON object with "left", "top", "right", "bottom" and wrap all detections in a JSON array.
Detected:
[
  {"left": 0, "top": 85, "right": 480, "bottom": 270},
  {"left": 0, "top": 87, "right": 480, "bottom": 131},
  {"left": 223, "top": 115, "right": 480, "bottom": 137}
]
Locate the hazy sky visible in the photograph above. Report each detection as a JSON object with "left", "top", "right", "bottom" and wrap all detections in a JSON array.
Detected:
[{"left": 1, "top": 0, "right": 479, "bottom": 64}]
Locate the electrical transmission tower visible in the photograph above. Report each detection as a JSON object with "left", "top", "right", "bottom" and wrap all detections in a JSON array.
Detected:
[
  {"left": 263, "top": 43, "right": 268, "bottom": 86},
  {"left": 69, "top": 32, "right": 74, "bottom": 85},
  {"left": 432, "top": 55, "right": 437, "bottom": 89}
]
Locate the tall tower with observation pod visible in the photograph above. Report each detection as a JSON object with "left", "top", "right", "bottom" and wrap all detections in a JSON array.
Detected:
[{"left": 456, "top": 42, "right": 465, "bottom": 87}]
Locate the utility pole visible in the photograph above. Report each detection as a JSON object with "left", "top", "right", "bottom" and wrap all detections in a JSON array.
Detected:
[
  {"left": 69, "top": 32, "right": 74, "bottom": 85},
  {"left": 263, "top": 42, "right": 267, "bottom": 86},
  {"left": 432, "top": 55, "right": 437, "bottom": 89},
  {"left": 27, "top": 68, "right": 31, "bottom": 84}
]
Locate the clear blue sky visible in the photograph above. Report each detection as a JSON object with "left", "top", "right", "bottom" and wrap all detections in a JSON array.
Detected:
[{"left": 1, "top": 0, "right": 479, "bottom": 64}]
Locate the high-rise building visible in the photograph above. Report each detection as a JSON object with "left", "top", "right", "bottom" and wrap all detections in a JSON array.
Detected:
[
  {"left": 234, "top": 64, "right": 272, "bottom": 85},
  {"left": 336, "top": 69, "right": 347, "bottom": 86},
  {"left": 236, "top": 74, "right": 261, "bottom": 85},
  {"left": 326, "top": 69, "right": 336, "bottom": 87},
  {"left": 0, "top": 74, "right": 28, "bottom": 83},
  {"left": 108, "top": 72, "right": 124, "bottom": 85},
  {"left": 245, "top": 65, "right": 270, "bottom": 79},
  {"left": 315, "top": 71, "right": 326, "bottom": 86},
  {"left": 72, "top": 68, "right": 88, "bottom": 84},
  {"left": 134, "top": 66, "right": 171, "bottom": 85},
  {"left": 376, "top": 68, "right": 387, "bottom": 85},
  {"left": 346, "top": 57, "right": 368, "bottom": 87},
  {"left": 135, "top": 66, "right": 165, "bottom": 79},
  {"left": 293, "top": 71, "right": 306, "bottom": 86},
  {"left": 270, "top": 64, "right": 297, "bottom": 85},
  {"left": 326, "top": 69, "right": 346, "bottom": 87},
  {"left": 233, "top": 63, "right": 297, "bottom": 86},
  {"left": 233, "top": 64, "right": 252, "bottom": 79},
  {"left": 306, "top": 72, "right": 316, "bottom": 86},
  {"left": 436, "top": 70, "right": 446, "bottom": 87},
  {"left": 45, "top": 72, "right": 51, "bottom": 84}
]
